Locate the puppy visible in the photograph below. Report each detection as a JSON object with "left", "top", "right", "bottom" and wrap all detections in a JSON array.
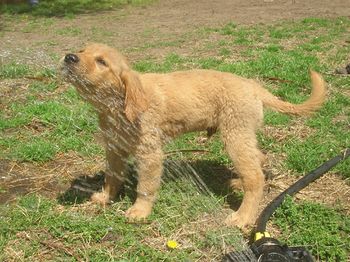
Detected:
[{"left": 60, "top": 43, "right": 326, "bottom": 227}]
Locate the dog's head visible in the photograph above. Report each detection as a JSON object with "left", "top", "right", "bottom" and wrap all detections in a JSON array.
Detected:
[{"left": 60, "top": 43, "right": 148, "bottom": 122}]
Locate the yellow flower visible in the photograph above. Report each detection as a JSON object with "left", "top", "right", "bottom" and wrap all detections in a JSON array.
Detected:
[{"left": 166, "top": 240, "right": 178, "bottom": 249}]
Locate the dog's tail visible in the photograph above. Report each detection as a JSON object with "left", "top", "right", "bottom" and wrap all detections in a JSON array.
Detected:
[{"left": 257, "top": 70, "right": 326, "bottom": 115}]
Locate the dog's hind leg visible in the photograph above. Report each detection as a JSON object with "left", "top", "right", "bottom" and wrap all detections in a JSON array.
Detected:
[
  {"left": 221, "top": 128, "right": 265, "bottom": 228},
  {"left": 229, "top": 150, "right": 265, "bottom": 191}
]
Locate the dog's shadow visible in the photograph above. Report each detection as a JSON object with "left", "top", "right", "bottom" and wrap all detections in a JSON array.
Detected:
[{"left": 57, "top": 160, "right": 242, "bottom": 210}]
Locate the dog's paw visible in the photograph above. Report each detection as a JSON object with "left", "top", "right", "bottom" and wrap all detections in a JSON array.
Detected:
[
  {"left": 125, "top": 204, "right": 151, "bottom": 220},
  {"left": 91, "top": 191, "right": 110, "bottom": 206},
  {"left": 225, "top": 211, "right": 254, "bottom": 228}
]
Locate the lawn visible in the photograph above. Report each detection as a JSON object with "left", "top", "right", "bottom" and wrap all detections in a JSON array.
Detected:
[{"left": 0, "top": 1, "right": 349, "bottom": 261}]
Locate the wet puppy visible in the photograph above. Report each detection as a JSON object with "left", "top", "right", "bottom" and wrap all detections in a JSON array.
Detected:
[{"left": 60, "top": 43, "right": 326, "bottom": 227}]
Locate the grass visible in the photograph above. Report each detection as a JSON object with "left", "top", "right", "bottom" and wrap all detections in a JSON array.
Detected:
[
  {"left": 273, "top": 196, "right": 350, "bottom": 261},
  {"left": 0, "top": 184, "right": 238, "bottom": 261},
  {"left": 0, "top": 0, "right": 155, "bottom": 17},
  {"left": 1, "top": 14, "right": 350, "bottom": 261},
  {"left": 0, "top": 75, "right": 101, "bottom": 162},
  {"left": 0, "top": 63, "right": 31, "bottom": 79}
]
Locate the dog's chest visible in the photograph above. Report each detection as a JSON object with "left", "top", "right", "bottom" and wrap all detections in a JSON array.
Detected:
[{"left": 99, "top": 113, "right": 139, "bottom": 153}]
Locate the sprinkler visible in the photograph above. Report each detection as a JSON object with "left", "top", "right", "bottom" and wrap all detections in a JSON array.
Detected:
[{"left": 223, "top": 148, "right": 350, "bottom": 262}]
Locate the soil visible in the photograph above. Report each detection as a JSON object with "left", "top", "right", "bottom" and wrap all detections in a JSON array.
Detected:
[
  {"left": 0, "top": 0, "right": 349, "bottom": 220},
  {"left": 1, "top": 0, "right": 350, "bottom": 61}
]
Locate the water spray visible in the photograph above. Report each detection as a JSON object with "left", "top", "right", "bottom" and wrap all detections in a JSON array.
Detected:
[{"left": 223, "top": 148, "right": 350, "bottom": 262}]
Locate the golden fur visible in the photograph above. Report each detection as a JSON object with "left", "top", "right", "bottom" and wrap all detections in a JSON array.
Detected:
[{"left": 60, "top": 43, "right": 326, "bottom": 227}]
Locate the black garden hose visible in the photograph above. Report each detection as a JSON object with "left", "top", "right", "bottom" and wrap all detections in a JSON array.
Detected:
[{"left": 256, "top": 148, "right": 350, "bottom": 233}]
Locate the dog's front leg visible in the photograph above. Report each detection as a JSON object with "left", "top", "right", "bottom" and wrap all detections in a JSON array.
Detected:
[
  {"left": 91, "top": 149, "right": 128, "bottom": 205},
  {"left": 125, "top": 141, "right": 164, "bottom": 220}
]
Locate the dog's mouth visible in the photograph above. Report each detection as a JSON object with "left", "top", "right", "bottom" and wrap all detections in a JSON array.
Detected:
[{"left": 59, "top": 63, "right": 74, "bottom": 79}]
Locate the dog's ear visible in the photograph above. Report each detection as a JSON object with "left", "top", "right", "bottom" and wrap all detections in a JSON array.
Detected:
[{"left": 120, "top": 70, "right": 148, "bottom": 123}]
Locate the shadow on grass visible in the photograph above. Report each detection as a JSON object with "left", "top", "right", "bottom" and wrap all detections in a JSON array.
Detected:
[
  {"left": 57, "top": 159, "right": 243, "bottom": 210},
  {"left": 57, "top": 170, "right": 105, "bottom": 204},
  {"left": 0, "top": 0, "right": 149, "bottom": 17}
]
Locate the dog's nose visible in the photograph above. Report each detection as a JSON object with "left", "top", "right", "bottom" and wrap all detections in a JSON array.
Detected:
[{"left": 64, "top": 54, "right": 79, "bottom": 64}]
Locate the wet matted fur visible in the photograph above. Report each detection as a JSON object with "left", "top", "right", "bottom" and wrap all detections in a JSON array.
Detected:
[{"left": 60, "top": 43, "right": 326, "bottom": 227}]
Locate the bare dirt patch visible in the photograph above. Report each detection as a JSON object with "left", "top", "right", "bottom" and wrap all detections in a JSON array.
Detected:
[{"left": 1, "top": 0, "right": 350, "bottom": 62}]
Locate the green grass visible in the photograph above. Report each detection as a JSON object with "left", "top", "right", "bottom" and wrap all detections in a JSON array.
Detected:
[
  {"left": 56, "top": 26, "right": 82, "bottom": 36},
  {"left": 134, "top": 53, "right": 186, "bottom": 73},
  {"left": 0, "top": 186, "right": 237, "bottom": 261},
  {"left": 0, "top": 79, "right": 101, "bottom": 162},
  {"left": 0, "top": 63, "right": 31, "bottom": 79},
  {"left": 273, "top": 196, "right": 350, "bottom": 261},
  {"left": 0, "top": 0, "right": 155, "bottom": 17},
  {"left": 1, "top": 16, "right": 350, "bottom": 261}
]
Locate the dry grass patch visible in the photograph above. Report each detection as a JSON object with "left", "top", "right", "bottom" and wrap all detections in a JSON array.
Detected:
[{"left": 0, "top": 152, "right": 104, "bottom": 203}]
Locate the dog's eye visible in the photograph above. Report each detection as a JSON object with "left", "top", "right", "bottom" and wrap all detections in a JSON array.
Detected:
[{"left": 96, "top": 57, "right": 108, "bottom": 66}]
